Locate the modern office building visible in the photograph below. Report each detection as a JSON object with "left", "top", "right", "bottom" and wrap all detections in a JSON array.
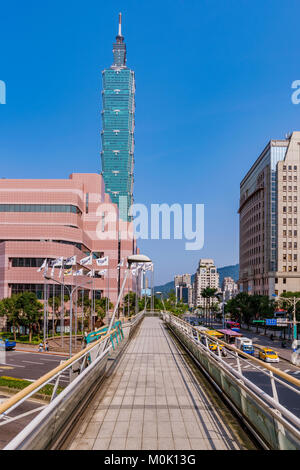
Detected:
[
  {"left": 193, "top": 259, "right": 219, "bottom": 308},
  {"left": 101, "top": 13, "right": 135, "bottom": 221},
  {"left": 0, "top": 173, "right": 135, "bottom": 305},
  {"left": 222, "top": 276, "right": 238, "bottom": 301},
  {"left": 238, "top": 131, "right": 300, "bottom": 297}
]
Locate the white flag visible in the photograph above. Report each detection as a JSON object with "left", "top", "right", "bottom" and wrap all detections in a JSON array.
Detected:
[
  {"left": 51, "top": 265, "right": 55, "bottom": 277},
  {"left": 43, "top": 263, "right": 48, "bottom": 276},
  {"left": 58, "top": 266, "right": 62, "bottom": 278},
  {"left": 65, "top": 255, "right": 77, "bottom": 266},
  {"left": 117, "top": 259, "right": 124, "bottom": 268},
  {"left": 86, "top": 269, "right": 95, "bottom": 277},
  {"left": 143, "top": 263, "right": 153, "bottom": 272},
  {"left": 96, "top": 256, "right": 109, "bottom": 266},
  {"left": 74, "top": 268, "right": 83, "bottom": 276},
  {"left": 80, "top": 254, "right": 92, "bottom": 266},
  {"left": 130, "top": 263, "right": 137, "bottom": 269},
  {"left": 131, "top": 269, "right": 137, "bottom": 276},
  {"left": 98, "top": 269, "right": 107, "bottom": 276},
  {"left": 37, "top": 259, "right": 47, "bottom": 272},
  {"left": 52, "top": 256, "right": 64, "bottom": 267}
]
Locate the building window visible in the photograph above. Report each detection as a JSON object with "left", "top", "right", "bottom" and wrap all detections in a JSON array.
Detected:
[
  {"left": 283, "top": 278, "right": 286, "bottom": 284},
  {"left": 0, "top": 204, "right": 82, "bottom": 215}
]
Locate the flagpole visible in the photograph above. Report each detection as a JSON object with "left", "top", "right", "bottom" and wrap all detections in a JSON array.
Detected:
[
  {"left": 52, "top": 281, "right": 55, "bottom": 337},
  {"left": 81, "top": 287, "right": 84, "bottom": 336},
  {"left": 108, "top": 263, "right": 110, "bottom": 322},
  {"left": 74, "top": 269, "right": 77, "bottom": 351},
  {"left": 43, "top": 260, "right": 47, "bottom": 345},
  {"left": 61, "top": 260, "right": 65, "bottom": 348}
]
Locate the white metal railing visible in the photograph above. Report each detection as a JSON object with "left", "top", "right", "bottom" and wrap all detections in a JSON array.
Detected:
[
  {"left": 163, "top": 312, "right": 300, "bottom": 450},
  {"left": 0, "top": 311, "right": 145, "bottom": 450}
]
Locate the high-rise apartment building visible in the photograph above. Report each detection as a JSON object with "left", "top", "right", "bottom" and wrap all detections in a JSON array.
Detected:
[
  {"left": 101, "top": 13, "right": 135, "bottom": 221},
  {"left": 193, "top": 259, "right": 219, "bottom": 308},
  {"left": 239, "top": 131, "right": 300, "bottom": 297},
  {"left": 222, "top": 276, "right": 238, "bottom": 301}
]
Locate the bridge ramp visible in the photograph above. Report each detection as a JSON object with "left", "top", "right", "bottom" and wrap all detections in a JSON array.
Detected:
[{"left": 68, "top": 317, "right": 252, "bottom": 450}]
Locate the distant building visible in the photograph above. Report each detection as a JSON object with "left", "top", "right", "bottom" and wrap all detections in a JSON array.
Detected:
[
  {"left": 174, "top": 273, "right": 192, "bottom": 307},
  {"left": 238, "top": 131, "right": 300, "bottom": 297},
  {"left": 101, "top": 13, "right": 135, "bottom": 222},
  {"left": 193, "top": 259, "right": 219, "bottom": 308},
  {"left": 222, "top": 276, "right": 238, "bottom": 301}
]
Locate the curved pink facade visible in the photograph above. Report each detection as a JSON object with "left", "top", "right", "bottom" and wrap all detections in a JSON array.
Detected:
[{"left": 0, "top": 173, "right": 136, "bottom": 304}]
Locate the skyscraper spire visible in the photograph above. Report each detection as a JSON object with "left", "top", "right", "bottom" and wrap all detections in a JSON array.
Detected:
[
  {"left": 112, "top": 12, "right": 126, "bottom": 67},
  {"left": 118, "top": 12, "right": 122, "bottom": 37}
]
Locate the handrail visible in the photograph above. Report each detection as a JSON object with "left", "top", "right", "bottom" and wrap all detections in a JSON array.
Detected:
[
  {"left": 0, "top": 328, "right": 117, "bottom": 417},
  {"left": 172, "top": 315, "right": 300, "bottom": 388}
]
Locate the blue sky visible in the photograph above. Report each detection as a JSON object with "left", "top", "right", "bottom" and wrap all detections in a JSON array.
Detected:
[{"left": 0, "top": 0, "right": 300, "bottom": 284}]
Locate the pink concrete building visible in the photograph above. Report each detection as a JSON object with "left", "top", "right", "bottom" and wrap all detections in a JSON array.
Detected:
[{"left": 0, "top": 173, "right": 136, "bottom": 306}]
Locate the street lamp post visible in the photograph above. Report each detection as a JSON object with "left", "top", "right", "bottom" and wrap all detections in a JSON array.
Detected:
[{"left": 155, "top": 291, "right": 166, "bottom": 312}]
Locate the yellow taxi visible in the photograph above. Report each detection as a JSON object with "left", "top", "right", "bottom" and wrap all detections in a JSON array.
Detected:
[
  {"left": 208, "top": 342, "right": 227, "bottom": 356},
  {"left": 259, "top": 347, "right": 279, "bottom": 363}
]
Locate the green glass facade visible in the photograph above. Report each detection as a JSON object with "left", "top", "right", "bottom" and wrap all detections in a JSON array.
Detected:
[{"left": 101, "top": 18, "right": 135, "bottom": 221}]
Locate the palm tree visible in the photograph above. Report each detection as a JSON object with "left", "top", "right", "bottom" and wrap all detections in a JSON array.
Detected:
[{"left": 201, "top": 287, "right": 217, "bottom": 327}]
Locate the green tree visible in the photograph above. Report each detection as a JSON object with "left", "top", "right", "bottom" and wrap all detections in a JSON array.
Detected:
[
  {"left": 15, "top": 292, "right": 43, "bottom": 342},
  {"left": 0, "top": 295, "right": 20, "bottom": 341}
]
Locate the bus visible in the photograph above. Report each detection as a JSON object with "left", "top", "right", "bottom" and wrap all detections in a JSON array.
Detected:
[
  {"left": 217, "top": 329, "right": 243, "bottom": 345},
  {"left": 274, "top": 309, "right": 288, "bottom": 318},
  {"left": 225, "top": 321, "right": 240, "bottom": 332}
]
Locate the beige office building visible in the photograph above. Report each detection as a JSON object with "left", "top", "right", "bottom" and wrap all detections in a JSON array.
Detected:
[
  {"left": 239, "top": 131, "right": 300, "bottom": 297},
  {"left": 193, "top": 259, "right": 219, "bottom": 307}
]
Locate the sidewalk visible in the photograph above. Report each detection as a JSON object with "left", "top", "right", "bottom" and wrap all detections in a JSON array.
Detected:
[{"left": 14, "top": 343, "right": 69, "bottom": 357}]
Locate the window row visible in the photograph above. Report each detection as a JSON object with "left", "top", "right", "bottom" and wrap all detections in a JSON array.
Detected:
[
  {"left": 282, "top": 266, "right": 298, "bottom": 272},
  {"left": 282, "top": 218, "right": 298, "bottom": 225},
  {"left": 283, "top": 165, "right": 297, "bottom": 171},
  {"left": 283, "top": 230, "right": 298, "bottom": 237},
  {"left": 283, "top": 242, "right": 298, "bottom": 249},
  {"left": 0, "top": 204, "right": 82, "bottom": 214}
]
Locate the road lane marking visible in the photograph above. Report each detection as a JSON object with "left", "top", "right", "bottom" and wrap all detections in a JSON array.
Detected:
[
  {"left": 0, "top": 362, "right": 25, "bottom": 368},
  {"left": 22, "top": 360, "right": 44, "bottom": 365}
]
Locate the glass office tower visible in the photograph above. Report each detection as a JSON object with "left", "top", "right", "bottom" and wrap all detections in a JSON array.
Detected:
[{"left": 101, "top": 13, "right": 135, "bottom": 221}]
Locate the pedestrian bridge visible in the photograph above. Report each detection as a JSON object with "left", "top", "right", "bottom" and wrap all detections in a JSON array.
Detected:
[{"left": 1, "top": 312, "right": 300, "bottom": 450}]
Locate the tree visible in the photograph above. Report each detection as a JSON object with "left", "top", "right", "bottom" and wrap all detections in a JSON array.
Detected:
[
  {"left": 123, "top": 291, "right": 136, "bottom": 316},
  {"left": 0, "top": 295, "right": 20, "bottom": 340},
  {"left": 15, "top": 292, "right": 43, "bottom": 342},
  {"left": 201, "top": 287, "right": 217, "bottom": 326},
  {"left": 51, "top": 296, "right": 62, "bottom": 334}
]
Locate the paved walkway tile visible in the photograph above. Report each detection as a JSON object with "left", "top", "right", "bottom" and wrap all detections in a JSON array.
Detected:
[{"left": 69, "top": 317, "right": 247, "bottom": 450}]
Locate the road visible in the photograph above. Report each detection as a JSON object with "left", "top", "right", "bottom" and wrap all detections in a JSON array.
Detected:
[
  {"left": 0, "top": 350, "right": 69, "bottom": 385},
  {"left": 185, "top": 317, "right": 300, "bottom": 418}
]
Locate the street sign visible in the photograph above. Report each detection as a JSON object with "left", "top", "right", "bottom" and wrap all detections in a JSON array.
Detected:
[
  {"left": 266, "top": 319, "right": 277, "bottom": 326},
  {"left": 276, "top": 318, "right": 288, "bottom": 326},
  {"left": 252, "top": 320, "right": 264, "bottom": 323}
]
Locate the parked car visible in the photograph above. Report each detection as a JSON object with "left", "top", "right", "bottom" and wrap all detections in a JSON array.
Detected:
[{"left": 1, "top": 338, "right": 17, "bottom": 351}]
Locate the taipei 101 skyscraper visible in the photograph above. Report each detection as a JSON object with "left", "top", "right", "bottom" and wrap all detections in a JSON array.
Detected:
[{"left": 101, "top": 13, "right": 135, "bottom": 221}]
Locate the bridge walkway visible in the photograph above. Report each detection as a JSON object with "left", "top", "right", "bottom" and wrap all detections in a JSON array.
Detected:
[{"left": 68, "top": 317, "right": 254, "bottom": 450}]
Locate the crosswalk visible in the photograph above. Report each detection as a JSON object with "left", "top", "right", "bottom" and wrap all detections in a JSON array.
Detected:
[{"left": 223, "top": 357, "right": 300, "bottom": 377}]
